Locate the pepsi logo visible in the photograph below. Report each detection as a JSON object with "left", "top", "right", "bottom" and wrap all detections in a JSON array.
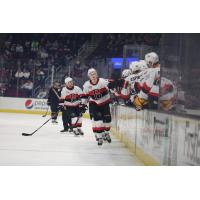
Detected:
[{"left": 25, "top": 99, "right": 33, "bottom": 109}]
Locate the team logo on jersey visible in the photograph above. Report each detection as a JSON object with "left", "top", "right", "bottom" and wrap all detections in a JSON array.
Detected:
[{"left": 25, "top": 99, "right": 33, "bottom": 109}]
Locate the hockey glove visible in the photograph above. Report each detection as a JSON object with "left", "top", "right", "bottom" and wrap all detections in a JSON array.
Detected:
[
  {"left": 133, "top": 95, "right": 148, "bottom": 111},
  {"left": 58, "top": 105, "right": 65, "bottom": 112},
  {"left": 79, "top": 104, "right": 88, "bottom": 113}
]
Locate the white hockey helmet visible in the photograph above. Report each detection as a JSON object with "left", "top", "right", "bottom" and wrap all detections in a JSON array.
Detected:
[
  {"left": 129, "top": 61, "right": 141, "bottom": 74},
  {"left": 65, "top": 77, "right": 73, "bottom": 84},
  {"left": 87, "top": 68, "right": 97, "bottom": 77},
  {"left": 122, "top": 69, "right": 131, "bottom": 78},
  {"left": 145, "top": 52, "right": 159, "bottom": 67},
  {"left": 139, "top": 60, "right": 148, "bottom": 70}
]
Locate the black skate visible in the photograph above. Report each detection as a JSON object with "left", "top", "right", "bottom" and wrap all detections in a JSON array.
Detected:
[
  {"left": 73, "top": 129, "right": 80, "bottom": 136},
  {"left": 78, "top": 128, "right": 84, "bottom": 136},
  {"left": 52, "top": 119, "right": 58, "bottom": 124},
  {"left": 102, "top": 133, "right": 107, "bottom": 141},
  {"left": 68, "top": 128, "right": 74, "bottom": 134},
  {"left": 60, "top": 129, "right": 68, "bottom": 133},
  {"left": 105, "top": 133, "right": 112, "bottom": 143},
  {"left": 97, "top": 138, "right": 103, "bottom": 146}
]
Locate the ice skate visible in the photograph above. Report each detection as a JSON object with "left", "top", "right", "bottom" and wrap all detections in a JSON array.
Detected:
[
  {"left": 52, "top": 119, "right": 58, "bottom": 124},
  {"left": 60, "top": 128, "right": 68, "bottom": 133},
  {"left": 105, "top": 132, "right": 112, "bottom": 143},
  {"left": 73, "top": 128, "right": 80, "bottom": 136},
  {"left": 97, "top": 138, "right": 103, "bottom": 146},
  {"left": 77, "top": 128, "right": 84, "bottom": 136},
  {"left": 69, "top": 128, "right": 74, "bottom": 134}
]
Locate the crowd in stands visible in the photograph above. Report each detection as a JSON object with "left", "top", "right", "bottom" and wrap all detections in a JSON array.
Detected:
[
  {"left": 89, "top": 33, "right": 161, "bottom": 59},
  {"left": 0, "top": 33, "right": 161, "bottom": 98},
  {"left": 0, "top": 34, "right": 91, "bottom": 97}
]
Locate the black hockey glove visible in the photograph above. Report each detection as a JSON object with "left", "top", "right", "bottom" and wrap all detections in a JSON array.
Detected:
[
  {"left": 58, "top": 105, "right": 65, "bottom": 112},
  {"left": 47, "top": 101, "right": 51, "bottom": 106},
  {"left": 79, "top": 104, "right": 88, "bottom": 113}
]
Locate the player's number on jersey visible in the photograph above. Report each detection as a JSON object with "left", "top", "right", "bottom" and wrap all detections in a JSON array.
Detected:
[
  {"left": 93, "top": 90, "right": 102, "bottom": 100},
  {"left": 71, "top": 94, "right": 78, "bottom": 102}
]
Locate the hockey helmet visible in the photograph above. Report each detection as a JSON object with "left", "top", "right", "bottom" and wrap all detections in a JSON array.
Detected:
[
  {"left": 65, "top": 77, "right": 73, "bottom": 84},
  {"left": 129, "top": 61, "right": 141, "bottom": 74},
  {"left": 145, "top": 52, "right": 159, "bottom": 67},
  {"left": 139, "top": 60, "right": 148, "bottom": 71},
  {"left": 87, "top": 68, "right": 97, "bottom": 77},
  {"left": 122, "top": 69, "right": 131, "bottom": 78}
]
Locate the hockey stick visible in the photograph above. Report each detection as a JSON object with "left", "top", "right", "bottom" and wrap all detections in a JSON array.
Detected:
[
  {"left": 22, "top": 117, "right": 52, "bottom": 136},
  {"left": 42, "top": 106, "right": 49, "bottom": 117},
  {"left": 52, "top": 88, "right": 60, "bottom": 99}
]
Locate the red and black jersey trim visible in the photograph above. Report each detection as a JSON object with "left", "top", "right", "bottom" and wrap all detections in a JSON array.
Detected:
[
  {"left": 120, "top": 93, "right": 130, "bottom": 100},
  {"left": 64, "top": 94, "right": 81, "bottom": 102},
  {"left": 89, "top": 98, "right": 112, "bottom": 106},
  {"left": 142, "top": 82, "right": 151, "bottom": 94},
  {"left": 134, "top": 82, "right": 142, "bottom": 93},
  {"left": 88, "top": 87, "right": 109, "bottom": 100},
  {"left": 59, "top": 98, "right": 65, "bottom": 103},
  {"left": 80, "top": 93, "right": 89, "bottom": 99},
  {"left": 123, "top": 80, "right": 129, "bottom": 89}
]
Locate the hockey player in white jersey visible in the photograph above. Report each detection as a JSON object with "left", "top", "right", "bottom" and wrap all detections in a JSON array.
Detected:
[
  {"left": 133, "top": 52, "right": 160, "bottom": 110},
  {"left": 82, "top": 68, "right": 112, "bottom": 146},
  {"left": 59, "top": 77, "right": 85, "bottom": 135},
  {"left": 118, "top": 61, "right": 148, "bottom": 102},
  {"left": 159, "top": 77, "right": 177, "bottom": 111}
]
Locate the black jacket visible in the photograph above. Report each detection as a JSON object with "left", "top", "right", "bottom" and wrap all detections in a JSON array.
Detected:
[{"left": 47, "top": 87, "right": 61, "bottom": 105}]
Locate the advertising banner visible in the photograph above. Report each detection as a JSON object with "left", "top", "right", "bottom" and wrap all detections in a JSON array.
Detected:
[
  {"left": 111, "top": 105, "right": 200, "bottom": 166},
  {"left": 0, "top": 97, "right": 48, "bottom": 113}
]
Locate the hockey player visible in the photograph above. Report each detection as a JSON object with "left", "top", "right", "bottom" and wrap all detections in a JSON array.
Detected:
[
  {"left": 82, "top": 68, "right": 112, "bottom": 146},
  {"left": 133, "top": 52, "right": 160, "bottom": 110},
  {"left": 59, "top": 77, "right": 85, "bottom": 135},
  {"left": 159, "top": 77, "right": 177, "bottom": 111},
  {"left": 117, "top": 61, "right": 148, "bottom": 102},
  {"left": 47, "top": 81, "right": 61, "bottom": 123}
]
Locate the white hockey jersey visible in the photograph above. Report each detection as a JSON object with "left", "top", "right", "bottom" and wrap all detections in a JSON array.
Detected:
[
  {"left": 61, "top": 86, "right": 83, "bottom": 107},
  {"left": 159, "top": 77, "right": 177, "bottom": 110},
  {"left": 120, "top": 68, "right": 150, "bottom": 99},
  {"left": 83, "top": 78, "right": 111, "bottom": 106},
  {"left": 138, "top": 67, "right": 160, "bottom": 100}
]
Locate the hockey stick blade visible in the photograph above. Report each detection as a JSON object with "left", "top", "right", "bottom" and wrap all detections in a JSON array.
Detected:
[
  {"left": 21, "top": 117, "right": 52, "bottom": 136},
  {"left": 22, "top": 133, "right": 33, "bottom": 136}
]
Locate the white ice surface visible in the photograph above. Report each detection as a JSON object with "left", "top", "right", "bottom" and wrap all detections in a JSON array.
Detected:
[{"left": 0, "top": 113, "right": 142, "bottom": 166}]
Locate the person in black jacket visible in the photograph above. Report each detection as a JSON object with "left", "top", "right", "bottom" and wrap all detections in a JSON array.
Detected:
[{"left": 47, "top": 81, "right": 61, "bottom": 123}]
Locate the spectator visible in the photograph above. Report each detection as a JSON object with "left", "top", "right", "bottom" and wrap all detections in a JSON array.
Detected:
[
  {"left": 21, "top": 79, "right": 33, "bottom": 97},
  {"left": 23, "top": 68, "right": 31, "bottom": 79},
  {"left": 39, "top": 48, "right": 48, "bottom": 59},
  {"left": 15, "top": 68, "right": 24, "bottom": 79},
  {"left": 37, "top": 88, "right": 47, "bottom": 99},
  {"left": 16, "top": 44, "right": 23, "bottom": 53},
  {"left": 31, "top": 40, "right": 39, "bottom": 52},
  {"left": 35, "top": 68, "right": 45, "bottom": 86},
  {"left": 35, "top": 59, "right": 42, "bottom": 68}
]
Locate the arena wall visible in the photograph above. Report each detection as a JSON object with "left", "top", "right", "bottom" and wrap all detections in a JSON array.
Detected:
[
  {"left": 0, "top": 97, "right": 49, "bottom": 115},
  {"left": 111, "top": 105, "right": 200, "bottom": 166}
]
